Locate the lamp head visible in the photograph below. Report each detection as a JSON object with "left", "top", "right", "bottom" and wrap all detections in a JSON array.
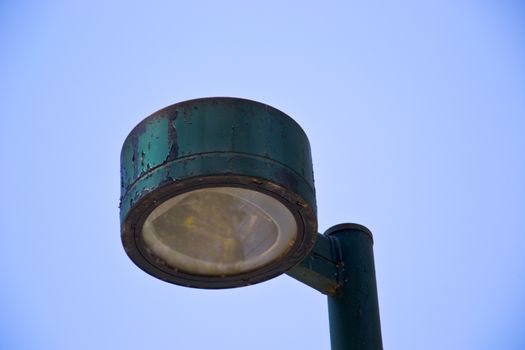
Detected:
[{"left": 120, "top": 98, "right": 317, "bottom": 288}]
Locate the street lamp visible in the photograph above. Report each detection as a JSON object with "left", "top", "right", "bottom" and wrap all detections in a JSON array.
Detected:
[{"left": 120, "top": 97, "right": 383, "bottom": 350}]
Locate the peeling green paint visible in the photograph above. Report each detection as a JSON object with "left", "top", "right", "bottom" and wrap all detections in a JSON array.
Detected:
[{"left": 120, "top": 98, "right": 316, "bottom": 224}]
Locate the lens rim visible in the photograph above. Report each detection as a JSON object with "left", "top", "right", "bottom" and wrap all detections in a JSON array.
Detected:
[
  {"left": 121, "top": 175, "right": 317, "bottom": 289},
  {"left": 141, "top": 186, "right": 298, "bottom": 277}
]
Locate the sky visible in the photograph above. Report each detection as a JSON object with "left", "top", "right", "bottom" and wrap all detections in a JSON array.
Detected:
[{"left": 1, "top": 1, "right": 524, "bottom": 349}]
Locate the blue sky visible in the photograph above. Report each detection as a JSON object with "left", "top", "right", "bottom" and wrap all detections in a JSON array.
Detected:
[{"left": 1, "top": 1, "right": 524, "bottom": 349}]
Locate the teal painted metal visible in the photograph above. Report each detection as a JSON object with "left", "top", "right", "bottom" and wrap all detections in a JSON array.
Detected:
[
  {"left": 288, "top": 224, "right": 383, "bottom": 349},
  {"left": 120, "top": 97, "right": 316, "bottom": 223},
  {"left": 120, "top": 97, "right": 318, "bottom": 288},
  {"left": 120, "top": 97, "right": 383, "bottom": 349},
  {"left": 326, "top": 224, "right": 383, "bottom": 350},
  {"left": 286, "top": 233, "right": 340, "bottom": 294}
]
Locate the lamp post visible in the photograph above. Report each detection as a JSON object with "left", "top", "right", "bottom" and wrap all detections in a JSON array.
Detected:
[{"left": 120, "top": 97, "right": 383, "bottom": 350}]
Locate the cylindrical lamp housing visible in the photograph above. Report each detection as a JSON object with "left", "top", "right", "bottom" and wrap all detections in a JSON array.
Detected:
[{"left": 120, "top": 97, "right": 317, "bottom": 288}]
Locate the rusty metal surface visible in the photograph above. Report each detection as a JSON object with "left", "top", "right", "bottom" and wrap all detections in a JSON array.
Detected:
[
  {"left": 119, "top": 97, "right": 318, "bottom": 288},
  {"left": 120, "top": 97, "right": 316, "bottom": 224},
  {"left": 286, "top": 233, "right": 341, "bottom": 295}
]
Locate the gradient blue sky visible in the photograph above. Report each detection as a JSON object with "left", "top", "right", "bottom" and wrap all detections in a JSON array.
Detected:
[{"left": 1, "top": 1, "right": 524, "bottom": 349}]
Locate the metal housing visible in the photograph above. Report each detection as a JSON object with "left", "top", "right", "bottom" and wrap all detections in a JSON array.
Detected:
[{"left": 120, "top": 97, "right": 317, "bottom": 288}]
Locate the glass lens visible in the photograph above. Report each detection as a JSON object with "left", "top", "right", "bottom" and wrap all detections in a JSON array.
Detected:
[{"left": 142, "top": 187, "right": 297, "bottom": 276}]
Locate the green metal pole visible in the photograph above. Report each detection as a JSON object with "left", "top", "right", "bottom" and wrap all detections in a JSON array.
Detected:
[
  {"left": 325, "top": 224, "right": 383, "bottom": 350},
  {"left": 287, "top": 223, "right": 383, "bottom": 349}
]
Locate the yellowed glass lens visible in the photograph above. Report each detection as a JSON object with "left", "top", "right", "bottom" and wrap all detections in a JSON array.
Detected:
[{"left": 142, "top": 187, "right": 297, "bottom": 276}]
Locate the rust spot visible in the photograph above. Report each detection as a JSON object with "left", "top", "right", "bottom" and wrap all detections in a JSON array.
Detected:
[
  {"left": 296, "top": 201, "right": 307, "bottom": 208},
  {"left": 167, "top": 118, "right": 179, "bottom": 161},
  {"left": 131, "top": 134, "right": 139, "bottom": 177},
  {"left": 323, "top": 284, "right": 341, "bottom": 296}
]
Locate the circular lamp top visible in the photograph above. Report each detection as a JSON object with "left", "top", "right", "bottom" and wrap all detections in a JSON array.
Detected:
[{"left": 120, "top": 98, "right": 317, "bottom": 289}]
